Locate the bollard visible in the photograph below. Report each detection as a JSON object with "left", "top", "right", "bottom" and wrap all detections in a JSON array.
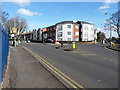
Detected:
[
  {"left": 94, "top": 40, "right": 97, "bottom": 44},
  {"left": 111, "top": 42, "right": 115, "bottom": 47},
  {"left": 72, "top": 42, "right": 76, "bottom": 49}
]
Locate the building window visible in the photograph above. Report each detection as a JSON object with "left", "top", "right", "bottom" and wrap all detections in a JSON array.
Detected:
[
  {"left": 75, "top": 38, "right": 79, "bottom": 41},
  {"left": 85, "top": 26, "right": 88, "bottom": 30},
  {"left": 50, "top": 33, "right": 52, "bottom": 36},
  {"left": 54, "top": 33, "right": 56, "bottom": 36},
  {"left": 67, "top": 38, "right": 71, "bottom": 41},
  {"left": 54, "top": 27, "right": 56, "bottom": 30},
  {"left": 67, "top": 25, "right": 71, "bottom": 28},
  {"left": 58, "top": 32, "right": 62, "bottom": 37},
  {"left": 60, "top": 26, "right": 63, "bottom": 30},
  {"left": 84, "top": 32, "right": 87, "bottom": 37},
  {"left": 75, "top": 32, "right": 79, "bottom": 35},
  {"left": 58, "top": 38, "right": 62, "bottom": 41},
  {"left": 67, "top": 32, "right": 71, "bottom": 35},
  {"left": 50, "top": 27, "right": 52, "bottom": 30},
  {"left": 75, "top": 25, "right": 79, "bottom": 29}
]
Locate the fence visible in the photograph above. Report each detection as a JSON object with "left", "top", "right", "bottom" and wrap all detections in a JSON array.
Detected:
[{"left": 0, "top": 25, "right": 9, "bottom": 83}]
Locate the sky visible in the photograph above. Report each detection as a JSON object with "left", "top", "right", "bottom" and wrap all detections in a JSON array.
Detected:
[{"left": 1, "top": 0, "right": 119, "bottom": 38}]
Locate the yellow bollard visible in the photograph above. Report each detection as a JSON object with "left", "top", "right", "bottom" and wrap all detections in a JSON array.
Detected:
[
  {"left": 111, "top": 42, "right": 115, "bottom": 47},
  {"left": 72, "top": 42, "right": 76, "bottom": 49}
]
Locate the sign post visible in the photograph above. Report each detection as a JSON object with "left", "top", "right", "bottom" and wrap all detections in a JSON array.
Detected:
[{"left": 12, "top": 28, "right": 17, "bottom": 46}]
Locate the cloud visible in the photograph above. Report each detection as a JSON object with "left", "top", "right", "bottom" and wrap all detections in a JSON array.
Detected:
[
  {"left": 103, "top": 0, "right": 118, "bottom": 4},
  {"left": 99, "top": 5, "right": 110, "bottom": 9},
  {"left": 99, "top": 0, "right": 118, "bottom": 10},
  {"left": 11, "top": 0, "right": 30, "bottom": 7},
  {"left": 17, "top": 8, "right": 42, "bottom": 16}
]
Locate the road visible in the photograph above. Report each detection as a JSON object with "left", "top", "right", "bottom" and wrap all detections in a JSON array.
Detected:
[{"left": 21, "top": 42, "right": 118, "bottom": 88}]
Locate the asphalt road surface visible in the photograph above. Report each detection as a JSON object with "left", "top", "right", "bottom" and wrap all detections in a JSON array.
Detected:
[{"left": 21, "top": 42, "right": 118, "bottom": 88}]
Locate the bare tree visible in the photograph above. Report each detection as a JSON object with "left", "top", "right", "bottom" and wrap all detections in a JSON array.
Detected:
[
  {"left": 0, "top": 11, "right": 9, "bottom": 26},
  {"left": 105, "top": 11, "right": 120, "bottom": 38},
  {"left": 5, "top": 16, "right": 28, "bottom": 34},
  {"left": 111, "top": 11, "right": 120, "bottom": 38}
]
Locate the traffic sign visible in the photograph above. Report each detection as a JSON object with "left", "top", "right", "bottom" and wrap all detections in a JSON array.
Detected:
[{"left": 12, "top": 28, "right": 17, "bottom": 33}]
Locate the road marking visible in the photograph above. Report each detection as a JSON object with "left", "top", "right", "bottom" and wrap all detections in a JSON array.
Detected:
[
  {"left": 21, "top": 46, "right": 86, "bottom": 90},
  {"left": 104, "top": 47, "right": 117, "bottom": 52}
]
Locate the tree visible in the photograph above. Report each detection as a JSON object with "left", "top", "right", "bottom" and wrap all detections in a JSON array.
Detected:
[
  {"left": 97, "top": 31, "right": 106, "bottom": 43},
  {"left": 5, "top": 16, "right": 28, "bottom": 34},
  {"left": 105, "top": 11, "right": 120, "bottom": 38},
  {"left": 0, "top": 11, "right": 9, "bottom": 27}
]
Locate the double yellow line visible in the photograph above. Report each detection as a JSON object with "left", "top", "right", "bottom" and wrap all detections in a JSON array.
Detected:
[{"left": 21, "top": 46, "right": 86, "bottom": 90}]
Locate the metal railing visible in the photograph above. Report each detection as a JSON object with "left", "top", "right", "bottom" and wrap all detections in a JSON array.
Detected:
[{"left": 0, "top": 25, "right": 9, "bottom": 83}]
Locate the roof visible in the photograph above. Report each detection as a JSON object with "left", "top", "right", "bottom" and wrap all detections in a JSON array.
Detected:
[
  {"left": 56, "top": 21, "right": 94, "bottom": 25},
  {"left": 56, "top": 21, "right": 74, "bottom": 25},
  {"left": 46, "top": 25, "right": 56, "bottom": 28}
]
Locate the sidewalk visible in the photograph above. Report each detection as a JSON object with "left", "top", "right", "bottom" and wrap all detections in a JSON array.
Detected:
[{"left": 8, "top": 46, "right": 66, "bottom": 88}]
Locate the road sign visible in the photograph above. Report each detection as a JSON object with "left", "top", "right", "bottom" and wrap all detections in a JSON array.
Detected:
[{"left": 12, "top": 28, "right": 17, "bottom": 33}]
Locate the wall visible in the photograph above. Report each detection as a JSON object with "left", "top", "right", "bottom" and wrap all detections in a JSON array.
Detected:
[
  {"left": 0, "top": 25, "right": 9, "bottom": 83},
  {"left": 82, "top": 24, "right": 94, "bottom": 41},
  {"left": 56, "top": 23, "right": 74, "bottom": 41}
]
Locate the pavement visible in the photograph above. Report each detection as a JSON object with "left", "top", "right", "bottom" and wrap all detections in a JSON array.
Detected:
[
  {"left": 8, "top": 46, "right": 66, "bottom": 88},
  {"left": 21, "top": 42, "right": 118, "bottom": 88},
  {"left": 95, "top": 42, "right": 120, "bottom": 52}
]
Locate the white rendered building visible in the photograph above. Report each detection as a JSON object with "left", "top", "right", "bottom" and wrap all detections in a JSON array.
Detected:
[{"left": 55, "top": 21, "right": 95, "bottom": 42}]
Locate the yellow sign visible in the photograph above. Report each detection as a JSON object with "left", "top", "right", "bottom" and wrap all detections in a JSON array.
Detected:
[{"left": 12, "top": 28, "right": 17, "bottom": 33}]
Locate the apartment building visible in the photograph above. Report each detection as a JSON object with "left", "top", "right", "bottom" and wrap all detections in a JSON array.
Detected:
[
  {"left": 42, "top": 28, "right": 47, "bottom": 41},
  {"left": 47, "top": 25, "right": 56, "bottom": 41},
  {"left": 55, "top": 21, "right": 94, "bottom": 42},
  {"left": 30, "top": 20, "right": 95, "bottom": 42},
  {"left": 32, "top": 29, "right": 38, "bottom": 41},
  {"left": 37, "top": 28, "right": 42, "bottom": 41}
]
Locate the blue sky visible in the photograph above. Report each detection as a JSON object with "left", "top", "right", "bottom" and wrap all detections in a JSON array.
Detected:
[{"left": 1, "top": 1, "right": 119, "bottom": 38}]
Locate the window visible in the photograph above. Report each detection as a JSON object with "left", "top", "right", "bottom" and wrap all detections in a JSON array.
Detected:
[
  {"left": 67, "top": 25, "right": 71, "bottom": 28},
  {"left": 58, "top": 38, "right": 62, "bottom": 41},
  {"left": 67, "top": 32, "right": 71, "bottom": 35},
  {"left": 54, "top": 33, "right": 56, "bottom": 36},
  {"left": 48, "top": 33, "right": 49, "bottom": 36},
  {"left": 54, "top": 27, "right": 56, "bottom": 30},
  {"left": 75, "top": 38, "right": 79, "bottom": 41},
  {"left": 67, "top": 38, "right": 71, "bottom": 41},
  {"left": 84, "top": 32, "right": 87, "bottom": 37},
  {"left": 50, "top": 33, "right": 52, "bottom": 36},
  {"left": 50, "top": 27, "right": 52, "bottom": 30},
  {"left": 60, "top": 26, "right": 63, "bottom": 30},
  {"left": 85, "top": 26, "right": 88, "bottom": 30},
  {"left": 58, "top": 32, "right": 62, "bottom": 37},
  {"left": 75, "top": 32, "right": 79, "bottom": 35},
  {"left": 75, "top": 25, "right": 79, "bottom": 29}
]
